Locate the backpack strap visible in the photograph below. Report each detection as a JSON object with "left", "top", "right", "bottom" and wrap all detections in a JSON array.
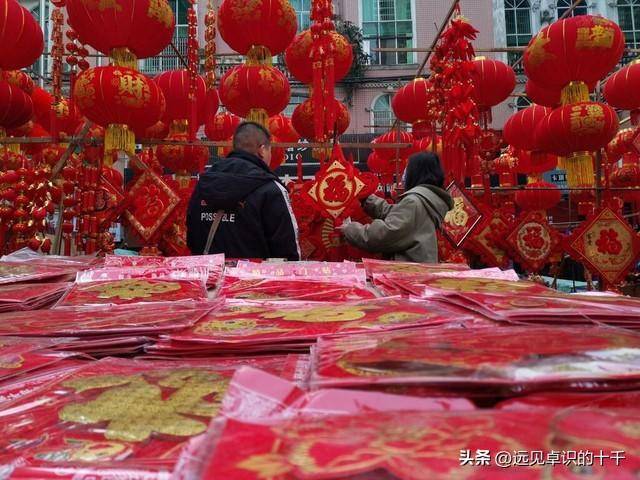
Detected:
[{"left": 203, "top": 210, "right": 225, "bottom": 255}]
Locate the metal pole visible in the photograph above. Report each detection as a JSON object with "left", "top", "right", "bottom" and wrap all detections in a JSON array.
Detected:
[{"left": 39, "top": 0, "right": 46, "bottom": 88}]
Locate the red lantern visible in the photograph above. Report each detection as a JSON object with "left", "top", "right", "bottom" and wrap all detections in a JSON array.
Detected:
[
  {"left": 604, "top": 62, "right": 640, "bottom": 125},
  {"left": 471, "top": 58, "right": 515, "bottom": 123},
  {"left": 392, "top": 78, "right": 433, "bottom": 130},
  {"left": 524, "top": 16, "right": 624, "bottom": 103},
  {"left": 516, "top": 150, "right": 558, "bottom": 175},
  {"left": 515, "top": 181, "right": 562, "bottom": 211},
  {"left": 74, "top": 66, "right": 165, "bottom": 163},
  {"left": 291, "top": 98, "right": 350, "bottom": 141},
  {"left": 285, "top": 30, "right": 353, "bottom": 84},
  {"left": 157, "top": 132, "right": 209, "bottom": 175},
  {"left": 0, "top": 0, "right": 44, "bottom": 70},
  {"left": 525, "top": 80, "right": 560, "bottom": 108},
  {"left": 0, "top": 81, "right": 34, "bottom": 131},
  {"left": 611, "top": 154, "right": 640, "bottom": 203},
  {"left": 66, "top": 0, "right": 175, "bottom": 64},
  {"left": 219, "top": 65, "right": 290, "bottom": 123},
  {"left": 154, "top": 70, "right": 216, "bottom": 127},
  {"left": 606, "top": 128, "right": 636, "bottom": 162},
  {"left": 205, "top": 112, "right": 242, "bottom": 141},
  {"left": 218, "top": 0, "right": 297, "bottom": 56},
  {"left": 503, "top": 105, "right": 551, "bottom": 151},
  {"left": 3, "top": 70, "right": 34, "bottom": 94},
  {"left": 412, "top": 136, "right": 443, "bottom": 156},
  {"left": 373, "top": 130, "right": 414, "bottom": 161},
  {"left": 536, "top": 102, "right": 618, "bottom": 187},
  {"left": 367, "top": 151, "right": 395, "bottom": 184},
  {"left": 137, "top": 120, "right": 170, "bottom": 140},
  {"left": 268, "top": 114, "right": 299, "bottom": 143},
  {"left": 270, "top": 142, "right": 287, "bottom": 170}
]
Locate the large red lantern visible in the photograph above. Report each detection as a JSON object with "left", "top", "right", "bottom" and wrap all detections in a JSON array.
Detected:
[
  {"left": 219, "top": 65, "right": 290, "bottom": 124},
  {"left": 503, "top": 105, "right": 551, "bottom": 152},
  {"left": 3, "top": 71, "right": 34, "bottom": 94},
  {"left": 291, "top": 98, "right": 350, "bottom": 141},
  {"left": 606, "top": 128, "right": 636, "bottom": 162},
  {"left": 516, "top": 150, "right": 558, "bottom": 175},
  {"left": 471, "top": 58, "right": 515, "bottom": 125},
  {"left": 218, "top": 0, "right": 297, "bottom": 56},
  {"left": 154, "top": 70, "right": 217, "bottom": 128},
  {"left": 392, "top": 78, "right": 433, "bottom": 134},
  {"left": 373, "top": 130, "right": 414, "bottom": 161},
  {"left": 74, "top": 66, "right": 165, "bottom": 163},
  {"left": 604, "top": 62, "right": 640, "bottom": 124},
  {"left": 66, "top": 0, "right": 175, "bottom": 66},
  {"left": 524, "top": 16, "right": 624, "bottom": 103},
  {"left": 0, "top": 81, "right": 34, "bottom": 131},
  {"left": 525, "top": 81, "right": 561, "bottom": 108},
  {"left": 0, "top": 0, "right": 44, "bottom": 70},
  {"left": 285, "top": 30, "right": 353, "bottom": 84},
  {"left": 205, "top": 112, "right": 241, "bottom": 141},
  {"left": 157, "top": 132, "right": 209, "bottom": 175},
  {"left": 611, "top": 154, "right": 640, "bottom": 203},
  {"left": 268, "top": 114, "right": 299, "bottom": 143},
  {"left": 536, "top": 102, "right": 618, "bottom": 187}
]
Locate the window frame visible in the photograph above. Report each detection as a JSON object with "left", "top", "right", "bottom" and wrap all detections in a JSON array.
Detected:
[{"left": 361, "top": 0, "right": 415, "bottom": 66}]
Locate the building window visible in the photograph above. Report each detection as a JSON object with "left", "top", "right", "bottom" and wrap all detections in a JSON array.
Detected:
[
  {"left": 557, "top": 0, "right": 588, "bottom": 18},
  {"left": 30, "top": 4, "right": 50, "bottom": 77},
  {"left": 141, "top": 0, "right": 189, "bottom": 74},
  {"left": 619, "top": 0, "right": 640, "bottom": 48},
  {"left": 371, "top": 94, "right": 396, "bottom": 133},
  {"left": 504, "top": 0, "right": 532, "bottom": 70},
  {"left": 362, "top": 0, "right": 414, "bottom": 65},
  {"left": 291, "top": 0, "right": 311, "bottom": 32}
]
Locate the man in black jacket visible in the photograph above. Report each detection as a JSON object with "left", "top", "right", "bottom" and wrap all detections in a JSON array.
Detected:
[{"left": 186, "top": 122, "right": 300, "bottom": 260}]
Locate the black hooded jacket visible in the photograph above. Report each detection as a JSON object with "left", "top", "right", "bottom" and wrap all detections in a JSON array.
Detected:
[{"left": 186, "top": 150, "right": 300, "bottom": 260}]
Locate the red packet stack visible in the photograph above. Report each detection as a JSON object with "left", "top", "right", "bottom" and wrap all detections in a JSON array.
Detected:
[
  {"left": 0, "top": 261, "right": 79, "bottom": 285},
  {"left": 0, "top": 356, "right": 308, "bottom": 480},
  {"left": 0, "top": 301, "right": 218, "bottom": 357},
  {"left": 0, "top": 282, "right": 71, "bottom": 311},
  {"left": 310, "top": 326, "right": 640, "bottom": 396},
  {"left": 232, "top": 260, "right": 366, "bottom": 285},
  {"left": 0, "top": 337, "right": 78, "bottom": 384},
  {"left": 147, "top": 298, "right": 474, "bottom": 357}
]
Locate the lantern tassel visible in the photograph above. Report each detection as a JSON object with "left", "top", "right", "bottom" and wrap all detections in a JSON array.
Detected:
[
  {"left": 247, "top": 108, "right": 269, "bottom": 128},
  {"left": 0, "top": 128, "right": 19, "bottom": 154},
  {"left": 564, "top": 152, "right": 594, "bottom": 188},
  {"left": 104, "top": 124, "right": 135, "bottom": 166},
  {"left": 560, "top": 81, "right": 589, "bottom": 105},
  {"left": 110, "top": 47, "right": 138, "bottom": 70}
]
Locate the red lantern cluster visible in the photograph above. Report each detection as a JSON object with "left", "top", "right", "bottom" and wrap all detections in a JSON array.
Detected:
[
  {"left": 292, "top": 98, "right": 349, "bottom": 141},
  {"left": 604, "top": 62, "right": 640, "bottom": 125}
]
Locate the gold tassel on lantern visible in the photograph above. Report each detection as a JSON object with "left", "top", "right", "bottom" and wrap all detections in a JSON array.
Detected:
[
  {"left": 247, "top": 108, "right": 269, "bottom": 128},
  {"left": 110, "top": 47, "right": 138, "bottom": 70},
  {"left": 560, "top": 81, "right": 589, "bottom": 105},
  {"left": 170, "top": 119, "right": 189, "bottom": 135},
  {"left": 104, "top": 124, "right": 135, "bottom": 166},
  {"left": 564, "top": 151, "right": 594, "bottom": 188},
  {"left": 246, "top": 46, "right": 272, "bottom": 66},
  {"left": 0, "top": 127, "right": 20, "bottom": 154}
]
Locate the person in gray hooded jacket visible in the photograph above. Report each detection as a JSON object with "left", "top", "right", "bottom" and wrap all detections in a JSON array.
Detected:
[{"left": 340, "top": 152, "right": 453, "bottom": 263}]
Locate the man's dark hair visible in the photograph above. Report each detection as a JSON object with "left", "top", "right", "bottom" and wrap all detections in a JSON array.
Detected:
[
  {"left": 404, "top": 151, "right": 445, "bottom": 190},
  {"left": 233, "top": 122, "right": 271, "bottom": 153}
]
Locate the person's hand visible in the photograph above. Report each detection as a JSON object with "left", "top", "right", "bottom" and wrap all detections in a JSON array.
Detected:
[{"left": 335, "top": 217, "right": 352, "bottom": 231}]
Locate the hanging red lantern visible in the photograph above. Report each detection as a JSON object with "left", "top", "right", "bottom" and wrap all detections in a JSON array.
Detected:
[
  {"left": 205, "top": 112, "right": 242, "bottom": 141},
  {"left": 515, "top": 181, "right": 562, "bottom": 211},
  {"left": 219, "top": 65, "right": 290, "bottom": 124},
  {"left": 270, "top": 141, "right": 287, "bottom": 170},
  {"left": 525, "top": 81, "right": 561, "bottom": 108},
  {"left": 268, "top": 114, "right": 300, "bottom": 143},
  {"left": 0, "top": 81, "right": 34, "bottom": 131},
  {"left": 136, "top": 120, "right": 170, "bottom": 140},
  {"left": 157, "top": 131, "right": 209, "bottom": 175},
  {"left": 0, "top": 0, "right": 44, "bottom": 70},
  {"left": 3, "top": 70, "right": 35, "bottom": 94},
  {"left": 66, "top": 0, "right": 175, "bottom": 66},
  {"left": 471, "top": 57, "right": 515, "bottom": 125},
  {"left": 285, "top": 29, "right": 353, "bottom": 84},
  {"left": 503, "top": 105, "right": 551, "bottom": 152},
  {"left": 73, "top": 66, "right": 165, "bottom": 163},
  {"left": 611, "top": 154, "right": 640, "bottom": 203},
  {"left": 524, "top": 16, "right": 624, "bottom": 103},
  {"left": 391, "top": 78, "right": 435, "bottom": 137},
  {"left": 154, "top": 70, "right": 216, "bottom": 128},
  {"left": 604, "top": 62, "right": 640, "bottom": 125},
  {"left": 291, "top": 98, "right": 350, "bottom": 141},
  {"left": 606, "top": 128, "right": 636, "bottom": 162},
  {"left": 516, "top": 150, "right": 558, "bottom": 175},
  {"left": 570, "top": 187, "right": 596, "bottom": 216},
  {"left": 218, "top": 0, "right": 297, "bottom": 57},
  {"left": 412, "top": 136, "right": 443, "bottom": 156},
  {"left": 536, "top": 102, "right": 618, "bottom": 187},
  {"left": 373, "top": 130, "right": 414, "bottom": 161}
]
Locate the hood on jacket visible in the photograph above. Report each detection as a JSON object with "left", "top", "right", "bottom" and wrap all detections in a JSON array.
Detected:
[
  {"left": 195, "top": 150, "right": 278, "bottom": 211},
  {"left": 402, "top": 185, "right": 453, "bottom": 227}
]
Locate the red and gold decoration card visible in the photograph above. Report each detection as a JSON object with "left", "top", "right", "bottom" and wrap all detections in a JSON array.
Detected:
[
  {"left": 0, "top": 356, "right": 309, "bottom": 479},
  {"left": 231, "top": 260, "right": 365, "bottom": 285},
  {"left": 158, "top": 298, "right": 473, "bottom": 352},
  {"left": 506, "top": 211, "right": 562, "bottom": 273},
  {"left": 0, "top": 262, "right": 77, "bottom": 285},
  {"left": 0, "top": 282, "right": 71, "bottom": 311},
  {"left": 565, "top": 207, "right": 640, "bottom": 288},
  {"left": 310, "top": 326, "right": 640, "bottom": 395},
  {"left": 55, "top": 278, "right": 208, "bottom": 308},
  {"left": 465, "top": 209, "right": 512, "bottom": 269},
  {"left": 303, "top": 146, "right": 378, "bottom": 221},
  {"left": 221, "top": 277, "right": 376, "bottom": 302},
  {"left": 0, "top": 337, "right": 76, "bottom": 384},
  {"left": 441, "top": 182, "right": 483, "bottom": 247}
]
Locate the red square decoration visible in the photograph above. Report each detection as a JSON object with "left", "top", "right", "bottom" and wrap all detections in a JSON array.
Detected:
[
  {"left": 506, "top": 211, "right": 562, "bottom": 273},
  {"left": 442, "top": 182, "right": 483, "bottom": 247}
]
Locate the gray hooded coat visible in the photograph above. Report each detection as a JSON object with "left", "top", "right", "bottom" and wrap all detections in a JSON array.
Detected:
[{"left": 342, "top": 185, "right": 453, "bottom": 263}]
